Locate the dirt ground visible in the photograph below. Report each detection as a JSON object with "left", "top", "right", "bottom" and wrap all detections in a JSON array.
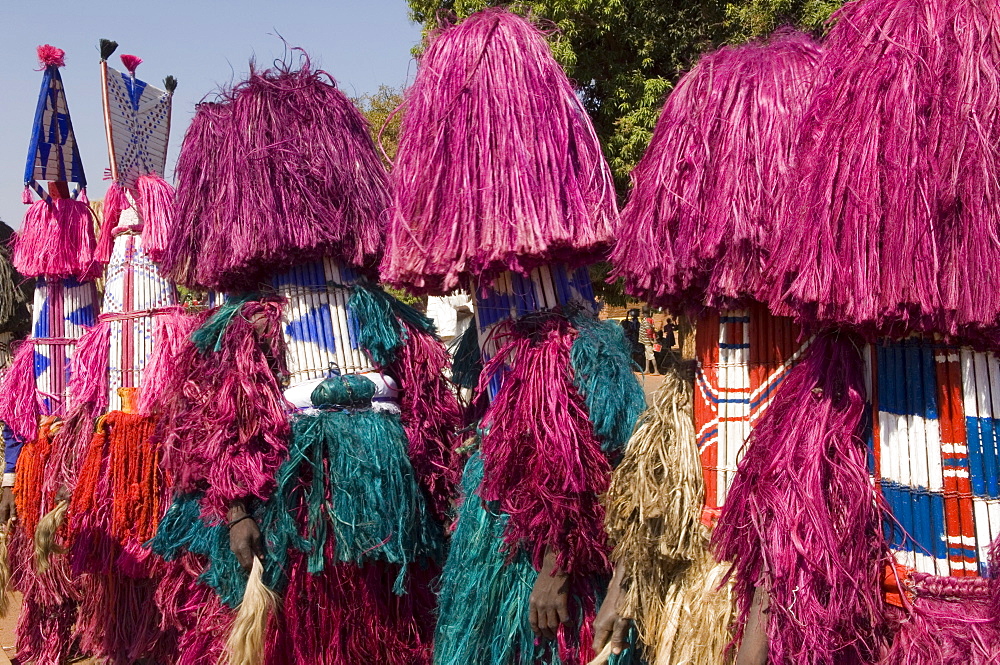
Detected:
[{"left": 0, "top": 593, "right": 20, "bottom": 664}]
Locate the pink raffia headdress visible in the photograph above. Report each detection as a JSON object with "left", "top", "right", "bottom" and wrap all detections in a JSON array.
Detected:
[
  {"left": 164, "top": 54, "right": 389, "bottom": 291},
  {"left": 382, "top": 8, "right": 618, "bottom": 295},
  {"left": 611, "top": 30, "right": 821, "bottom": 313}
]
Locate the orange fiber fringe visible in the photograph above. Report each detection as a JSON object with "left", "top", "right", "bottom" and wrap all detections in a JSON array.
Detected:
[
  {"left": 14, "top": 417, "right": 58, "bottom": 537},
  {"left": 69, "top": 411, "right": 162, "bottom": 576},
  {"left": 10, "top": 418, "right": 81, "bottom": 665}
]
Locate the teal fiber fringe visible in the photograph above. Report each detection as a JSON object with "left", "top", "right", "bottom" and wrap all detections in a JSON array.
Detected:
[
  {"left": 348, "top": 281, "right": 440, "bottom": 367},
  {"left": 348, "top": 283, "right": 407, "bottom": 366},
  {"left": 191, "top": 293, "right": 261, "bottom": 353},
  {"left": 450, "top": 323, "right": 482, "bottom": 390},
  {"left": 262, "top": 408, "right": 444, "bottom": 594},
  {"left": 151, "top": 412, "right": 444, "bottom": 601},
  {"left": 435, "top": 453, "right": 642, "bottom": 665},
  {"left": 567, "top": 311, "right": 646, "bottom": 455},
  {"left": 149, "top": 493, "right": 280, "bottom": 607},
  {"left": 434, "top": 452, "right": 541, "bottom": 665},
  {"left": 385, "top": 287, "right": 437, "bottom": 335}
]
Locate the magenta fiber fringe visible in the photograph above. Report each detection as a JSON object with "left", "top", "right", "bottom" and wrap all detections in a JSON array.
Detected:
[
  {"left": 13, "top": 593, "right": 77, "bottom": 665},
  {"left": 0, "top": 340, "right": 41, "bottom": 442},
  {"left": 136, "top": 173, "right": 174, "bottom": 263},
  {"left": 478, "top": 316, "right": 611, "bottom": 576},
  {"left": 383, "top": 8, "right": 618, "bottom": 295},
  {"left": 611, "top": 30, "right": 821, "bottom": 311},
  {"left": 96, "top": 182, "right": 130, "bottom": 265},
  {"left": 883, "top": 574, "right": 1000, "bottom": 665},
  {"left": 165, "top": 58, "right": 389, "bottom": 291},
  {"left": 388, "top": 321, "right": 463, "bottom": 523},
  {"left": 155, "top": 557, "right": 229, "bottom": 665},
  {"left": 39, "top": 411, "right": 96, "bottom": 516},
  {"left": 66, "top": 320, "right": 111, "bottom": 421},
  {"left": 75, "top": 573, "right": 174, "bottom": 665},
  {"left": 766, "top": 0, "right": 1000, "bottom": 334},
  {"left": 713, "top": 332, "right": 888, "bottom": 665},
  {"left": 992, "top": 535, "right": 1000, "bottom": 619},
  {"left": 138, "top": 308, "right": 199, "bottom": 416},
  {"left": 14, "top": 196, "right": 97, "bottom": 280},
  {"left": 156, "top": 301, "right": 290, "bottom": 518},
  {"left": 266, "top": 549, "right": 436, "bottom": 665},
  {"left": 9, "top": 523, "right": 81, "bottom": 665}
]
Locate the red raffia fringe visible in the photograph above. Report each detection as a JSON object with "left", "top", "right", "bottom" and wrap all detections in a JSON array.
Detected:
[
  {"left": 14, "top": 197, "right": 97, "bottom": 280},
  {"left": 883, "top": 573, "right": 1000, "bottom": 665},
  {"left": 156, "top": 301, "right": 290, "bottom": 518},
  {"left": 138, "top": 308, "right": 200, "bottom": 416},
  {"left": 383, "top": 8, "right": 618, "bottom": 295},
  {"left": 266, "top": 549, "right": 436, "bottom": 665},
  {"left": 10, "top": 423, "right": 81, "bottom": 665},
  {"left": 136, "top": 174, "right": 175, "bottom": 263},
  {"left": 610, "top": 30, "right": 821, "bottom": 311},
  {"left": 69, "top": 411, "right": 161, "bottom": 576},
  {"left": 165, "top": 58, "right": 389, "bottom": 291},
  {"left": 388, "top": 321, "right": 463, "bottom": 523},
  {"left": 477, "top": 316, "right": 611, "bottom": 577},
  {"left": 0, "top": 340, "right": 42, "bottom": 442},
  {"left": 75, "top": 573, "right": 175, "bottom": 665},
  {"left": 65, "top": 320, "right": 111, "bottom": 421},
  {"left": 155, "top": 557, "right": 231, "bottom": 665},
  {"left": 14, "top": 417, "right": 58, "bottom": 537}
]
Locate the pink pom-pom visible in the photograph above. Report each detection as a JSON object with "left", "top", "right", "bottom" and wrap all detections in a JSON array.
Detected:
[
  {"left": 120, "top": 54, "right": 142, "bottom": 75},
  {"left": 36, "top": 44, "right": 66, "bottom": 69},
  {"left": 22, "top": 187, "right": 33, "bottom": 205}
]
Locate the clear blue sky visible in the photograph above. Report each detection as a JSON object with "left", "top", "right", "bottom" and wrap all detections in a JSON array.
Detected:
[{"left": 1, "top": 0, "right": 423, "bottom": 228}]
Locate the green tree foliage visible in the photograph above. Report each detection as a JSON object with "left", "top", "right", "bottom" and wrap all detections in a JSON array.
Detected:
[
  {"left": 725, "top": 0, "right": 843, "bottom": 40},
  {"left": 353, "top": 88, "right": 428, "bottom": 309},
  {"left": 354, "top": 85, "right": 406, "bottom": 168},
  {"left": 406, "top": 0, "right": 842, "bottom": 187}
]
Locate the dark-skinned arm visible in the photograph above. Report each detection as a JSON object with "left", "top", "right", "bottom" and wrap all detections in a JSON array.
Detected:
[
  {"left": 529, "top": 547, "right": 571, "bottom": 640},
  {"left": 735, "top": 586, "right": 770, "bottom": 665}
]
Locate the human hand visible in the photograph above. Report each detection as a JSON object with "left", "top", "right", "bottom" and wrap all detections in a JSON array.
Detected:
[
  {"left": 592, "top": 563, "right": 631, "bottom": 656},
  {"left": 227, "top": 501, "right": 264, "bottom": 572},
  {"left": 530, "top": 548, "right": 570, "bottom": 640},
  {"left": 0, "top": 487, "right": 15, "bottom": 526}
]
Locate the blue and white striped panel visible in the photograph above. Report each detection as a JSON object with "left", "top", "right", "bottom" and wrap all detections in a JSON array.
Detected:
[
  {"left": 715, "top": 311, "right": 750, "bottom": 505},
  {"left": 960, "top": 349, "right": 1000, "bottom": 573},
  {"left": 473, "top": 264, "right": 597, "bottom": 399},
  {"left": 273, "top": 258, "right": 370, "bottom": 388},
  {"left": 31, "top": 277, "right": 98, "bottom": 414},
  {"left": 876, "top": 341, "right": 949, "bottom": 576},
  {"left": 105, "top": 233, "right": 177, "bottom": 410}
]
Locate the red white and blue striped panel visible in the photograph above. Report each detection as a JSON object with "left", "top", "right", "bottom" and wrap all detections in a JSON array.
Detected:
[{"left": 695, "top": 305, "right": 806, "bottom": 510}]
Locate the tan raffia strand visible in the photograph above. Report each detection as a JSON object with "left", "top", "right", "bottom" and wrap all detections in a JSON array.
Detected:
[
  {"left": 604, "top": 359, "right": 703, "bottom": 567},
  {"left": 630, "top": 546, "right": 735, "bottom": 665},
  {"left": 602, "top": 359, "right": 735, "bottom": 664}
]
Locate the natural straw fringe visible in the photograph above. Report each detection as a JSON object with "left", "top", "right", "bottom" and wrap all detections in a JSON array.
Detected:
[
  {"left": 587, "top": 547, "right": 734, "bottom": 665},
  {"left": 587, "top": 642, "right": 614, "bottom": 665},
  {"left": 0, "top": 520, "right": 13, "bottom": 618},
  {"left": 225, "top": 557, "right": 277, "bottom": 665},
  {"left": 33, "top": 498, "right": 68, "bottom": 573},
  {"left": 604, "top": 359, "right": 702, "bottom": 565},
  {"left": 601, "top": 359, "right": 733, "bottom": 664},
  {"left": 632, "top": 547, "right": 735, "bottom": 665}
]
